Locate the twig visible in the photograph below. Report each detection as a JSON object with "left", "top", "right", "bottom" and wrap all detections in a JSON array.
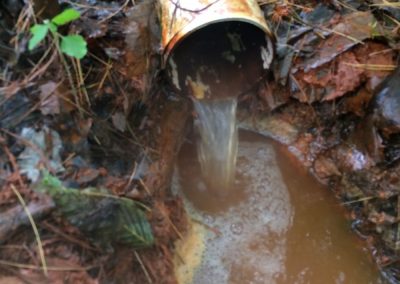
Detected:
[
  {"left": 166, "top": 215, "right": 184, "bottom": 240},
  {"left": 126, "top": 162, "right": 138, "bottom": 188},
  {"left": 12, "top": 2, "right": 36, "bottom": 53},
  {"left": 71, "top": 57, "right": 91, "bottom": 106},
  {"left": 289, "top": 73, "right": 308, "bottom": 102},
  {"left": 342, "top": 62, "right": 397, "bottom": 71},
  {"left": 88, "top": 52, "right": 113, "bottom": 68},
  {"left": 0, "top": 259, "right": 94, "bottom": 271},
  {"left": 0, "top": 245, "right": 26, "bottom": 250},
  {"left": 53, "top": 33, "right": 82, "bottom": 116},
  {"left": 342, "top": 196, "right": 375, "bottom": 205},
  {"left": 139, "top": 178, "right": 152, "bottom": 196},
  {"left": 292, "top": 16, "right": 365, "bottom": 45},
  {"left": 0, "top": 197, "right": 54, "bottom": 244},
  {"left": 71, "top": 190, "right": 152, "bottom": 212},
  {"left": 370, "top": 1, "right": 400, "bottom": 8},
  {"left": 97, "top": 60, "right": 113, "bottom": 93},
  {"left": 41, "top": 221, "right": 98, "bottom": 252},
  {"left": 169, "top": 0, "right": 220, "bottom": 13},
  {"left": 71, "top": 57, "right": 83, "bottom": 105},
  {"left": 57, "top": 90, "right": 92, "bottom": 116},
  {"left": 64, "top": 0, "right": 120, "bottom": 11},
  {"left": 168, "top": 0, "right": 220, "bottom": 33},
  {"left": 133, "top": 250, "right": 153, "bottom": 284},
  {"left": 99, "top": 0, "right": 130, "bottom": 23},
  {"left": 10, "top": 185, "right": 48, "bottom": 277},
  {"left": 0, "top": 46, "right": 57, "bottom": 103},
  {"left": 62, "top": 152, "right": 76, "bottom": 166},
  {"left": 257, "top": 0, "right": 278, "bottom": 6},
  {"left": 2, "top": 144, "right": 24, "bottom": 187},
  {"left": 192, "top": 218, "right": 221, "bottom": 237},
  {"left": 396, "top": 196, "right": 400, "bottom": 252},
  {"left": 335, "top": 0, "right": 358, "bottom": 12}
]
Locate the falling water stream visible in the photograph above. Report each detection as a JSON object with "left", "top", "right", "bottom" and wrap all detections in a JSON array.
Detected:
[
  {"left": 193, "top": 98, "right": 238, "bottom": 194},
  {"left": 173, "top": 129, "right": 382, "bottom": 284}
]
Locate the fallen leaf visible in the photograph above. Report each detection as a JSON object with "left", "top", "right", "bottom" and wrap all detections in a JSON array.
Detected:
[
  {"left": 298, "top": 11, "right": 382, "bottom": 72},
  {"left": 18, "top": 127, "right": 65, "bottom": 182},
  {"left": 112, "top": 111, "right": 127, "bottom": 132},
  {"left": 39, "top": 81, "right": 60, "bottom": 115}
]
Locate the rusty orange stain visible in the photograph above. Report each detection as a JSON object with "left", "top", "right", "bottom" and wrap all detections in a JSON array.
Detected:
[{"left": 158, "top": 0, "right": 273, "bottom": 66}]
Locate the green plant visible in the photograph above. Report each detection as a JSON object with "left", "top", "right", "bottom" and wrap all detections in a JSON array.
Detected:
[
  {"left": 29, "top": 8, "right": 87, "bottom": 59},
  {"left": 36, "top": 172, "right": 155, "bottom": 249}
]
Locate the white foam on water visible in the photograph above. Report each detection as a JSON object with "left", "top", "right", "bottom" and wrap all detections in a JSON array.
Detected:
[{"left": 177, "top": 140, "right": 294, "bottom": 284}]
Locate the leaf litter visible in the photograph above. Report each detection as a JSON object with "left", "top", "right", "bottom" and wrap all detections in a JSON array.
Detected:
[{"left": 0, "top": 0, "right": 400, "bottom": 283}]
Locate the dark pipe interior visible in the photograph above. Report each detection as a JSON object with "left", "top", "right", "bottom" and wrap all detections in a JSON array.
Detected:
[{"left": 167, "top": 21, "right": 271, "bottom": 99}]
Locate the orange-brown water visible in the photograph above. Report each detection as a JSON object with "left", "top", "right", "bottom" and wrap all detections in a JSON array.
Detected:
[{"left": 175, "top": 131, "right": 382, "bottom": 284}]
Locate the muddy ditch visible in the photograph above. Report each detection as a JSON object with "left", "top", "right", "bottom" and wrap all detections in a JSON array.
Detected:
[{"left": 0, "top": 0, "right": 400, "bottom": 283}]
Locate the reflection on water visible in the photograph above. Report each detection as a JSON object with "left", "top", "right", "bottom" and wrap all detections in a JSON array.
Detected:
[
  {"left": 274, "top": 139, "right": 382, "bottom": 284},
  {"left": 175, "top": 131, "right": 382, "bottom": 284}
]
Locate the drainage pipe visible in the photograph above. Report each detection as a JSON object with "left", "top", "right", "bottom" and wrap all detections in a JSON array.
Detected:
[{"left": 158, "top": 0, "right": 274, "bottom": 99}]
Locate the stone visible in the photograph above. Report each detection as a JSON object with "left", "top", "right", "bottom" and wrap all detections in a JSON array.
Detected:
[{"left": 372, "top": 67, "right": 400, "bottom": 136}]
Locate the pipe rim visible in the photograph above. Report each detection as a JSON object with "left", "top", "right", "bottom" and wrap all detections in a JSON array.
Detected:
[{"left": 162, "top": 17, "right": 274, "bottom": 67}]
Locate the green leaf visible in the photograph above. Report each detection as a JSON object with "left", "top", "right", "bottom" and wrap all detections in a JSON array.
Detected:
[
  {"left": 28, "top": 24, "right": 49, "bottom": 50},
  {"left": 35, "top": 173, "right": 154, "bottom": 249},
  {"left": 119, "top": 201, "right": 154, "bottom": 248},
  {"left": 60, "top": 35, "right": 87, "bottom": 59},
  {"left": 42, "top": 171, "right": 63, "bottom": 188},
  {"left": 49, "top": 22, "right": 58, "bottom": 34},
  {"left": 51, "top": 8, "right": 81, "bottom": 26}
]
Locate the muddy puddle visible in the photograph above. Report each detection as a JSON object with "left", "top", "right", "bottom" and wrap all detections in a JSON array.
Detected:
[{"left": 173, "top": 131, "right": 382, "bottom": 284}]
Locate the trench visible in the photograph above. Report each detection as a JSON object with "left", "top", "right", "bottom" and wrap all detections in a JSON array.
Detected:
[
  {"left": 167, "top": 13, "right": 384, "bottom": 283},
  {"left": 160, "top": 6, "right": 398, "bottom": 281},
  {"left": 1, "top": 0, "right": 399, "bottom": 283},
  {"left": 173, "top": 131, "right": 382, "bottom": 284}
]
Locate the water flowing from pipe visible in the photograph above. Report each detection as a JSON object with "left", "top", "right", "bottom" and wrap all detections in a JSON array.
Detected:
[{"left": 193, "top": 97, "right": 238, "bottom": 195}]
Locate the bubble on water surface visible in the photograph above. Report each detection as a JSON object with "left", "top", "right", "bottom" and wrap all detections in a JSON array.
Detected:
[
  {"left": 177, "top": 140, "right": 293, "bottom": 284},
  {"left": 230, "top": 222, "right": 243, "bottom": 235}
]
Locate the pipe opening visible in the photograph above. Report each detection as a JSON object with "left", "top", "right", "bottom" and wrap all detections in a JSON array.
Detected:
[{"left": 166, "top": 21, "right": 273, "bottom": 100}]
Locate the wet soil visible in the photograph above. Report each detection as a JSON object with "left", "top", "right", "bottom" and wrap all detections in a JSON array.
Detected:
[{"left": 0, "top": 0, "right": 400, "bottom": 283}]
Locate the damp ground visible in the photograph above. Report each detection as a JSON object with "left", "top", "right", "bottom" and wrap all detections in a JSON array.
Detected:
[{"left": 1, "top": 1, "right": 400, "bottom": 283}]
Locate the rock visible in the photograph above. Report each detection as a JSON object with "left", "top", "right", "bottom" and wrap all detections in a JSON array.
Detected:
[
  {"left": 257, "top": 80, "right": 290, "bottom": 111},
  {"left": 372, "top": 67, "right": 400, "bottom": 136},
  {"left": 238, "top": 113, "right": 299, "bottom": 145},
  {"left": 313, "top": 155, "right": 341, "bottom": 180},
  {"left": 348, "top": 116, "right": 384, "bottom": 164},
  {"left": 330, "top": 144, "right": 374, "bottom": 172},
  {"left": 340, "top": 174, "right": 365, "bottom": 200},
  {"left": 238, "top": 103, "right": 306, "bottom": 146}
]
